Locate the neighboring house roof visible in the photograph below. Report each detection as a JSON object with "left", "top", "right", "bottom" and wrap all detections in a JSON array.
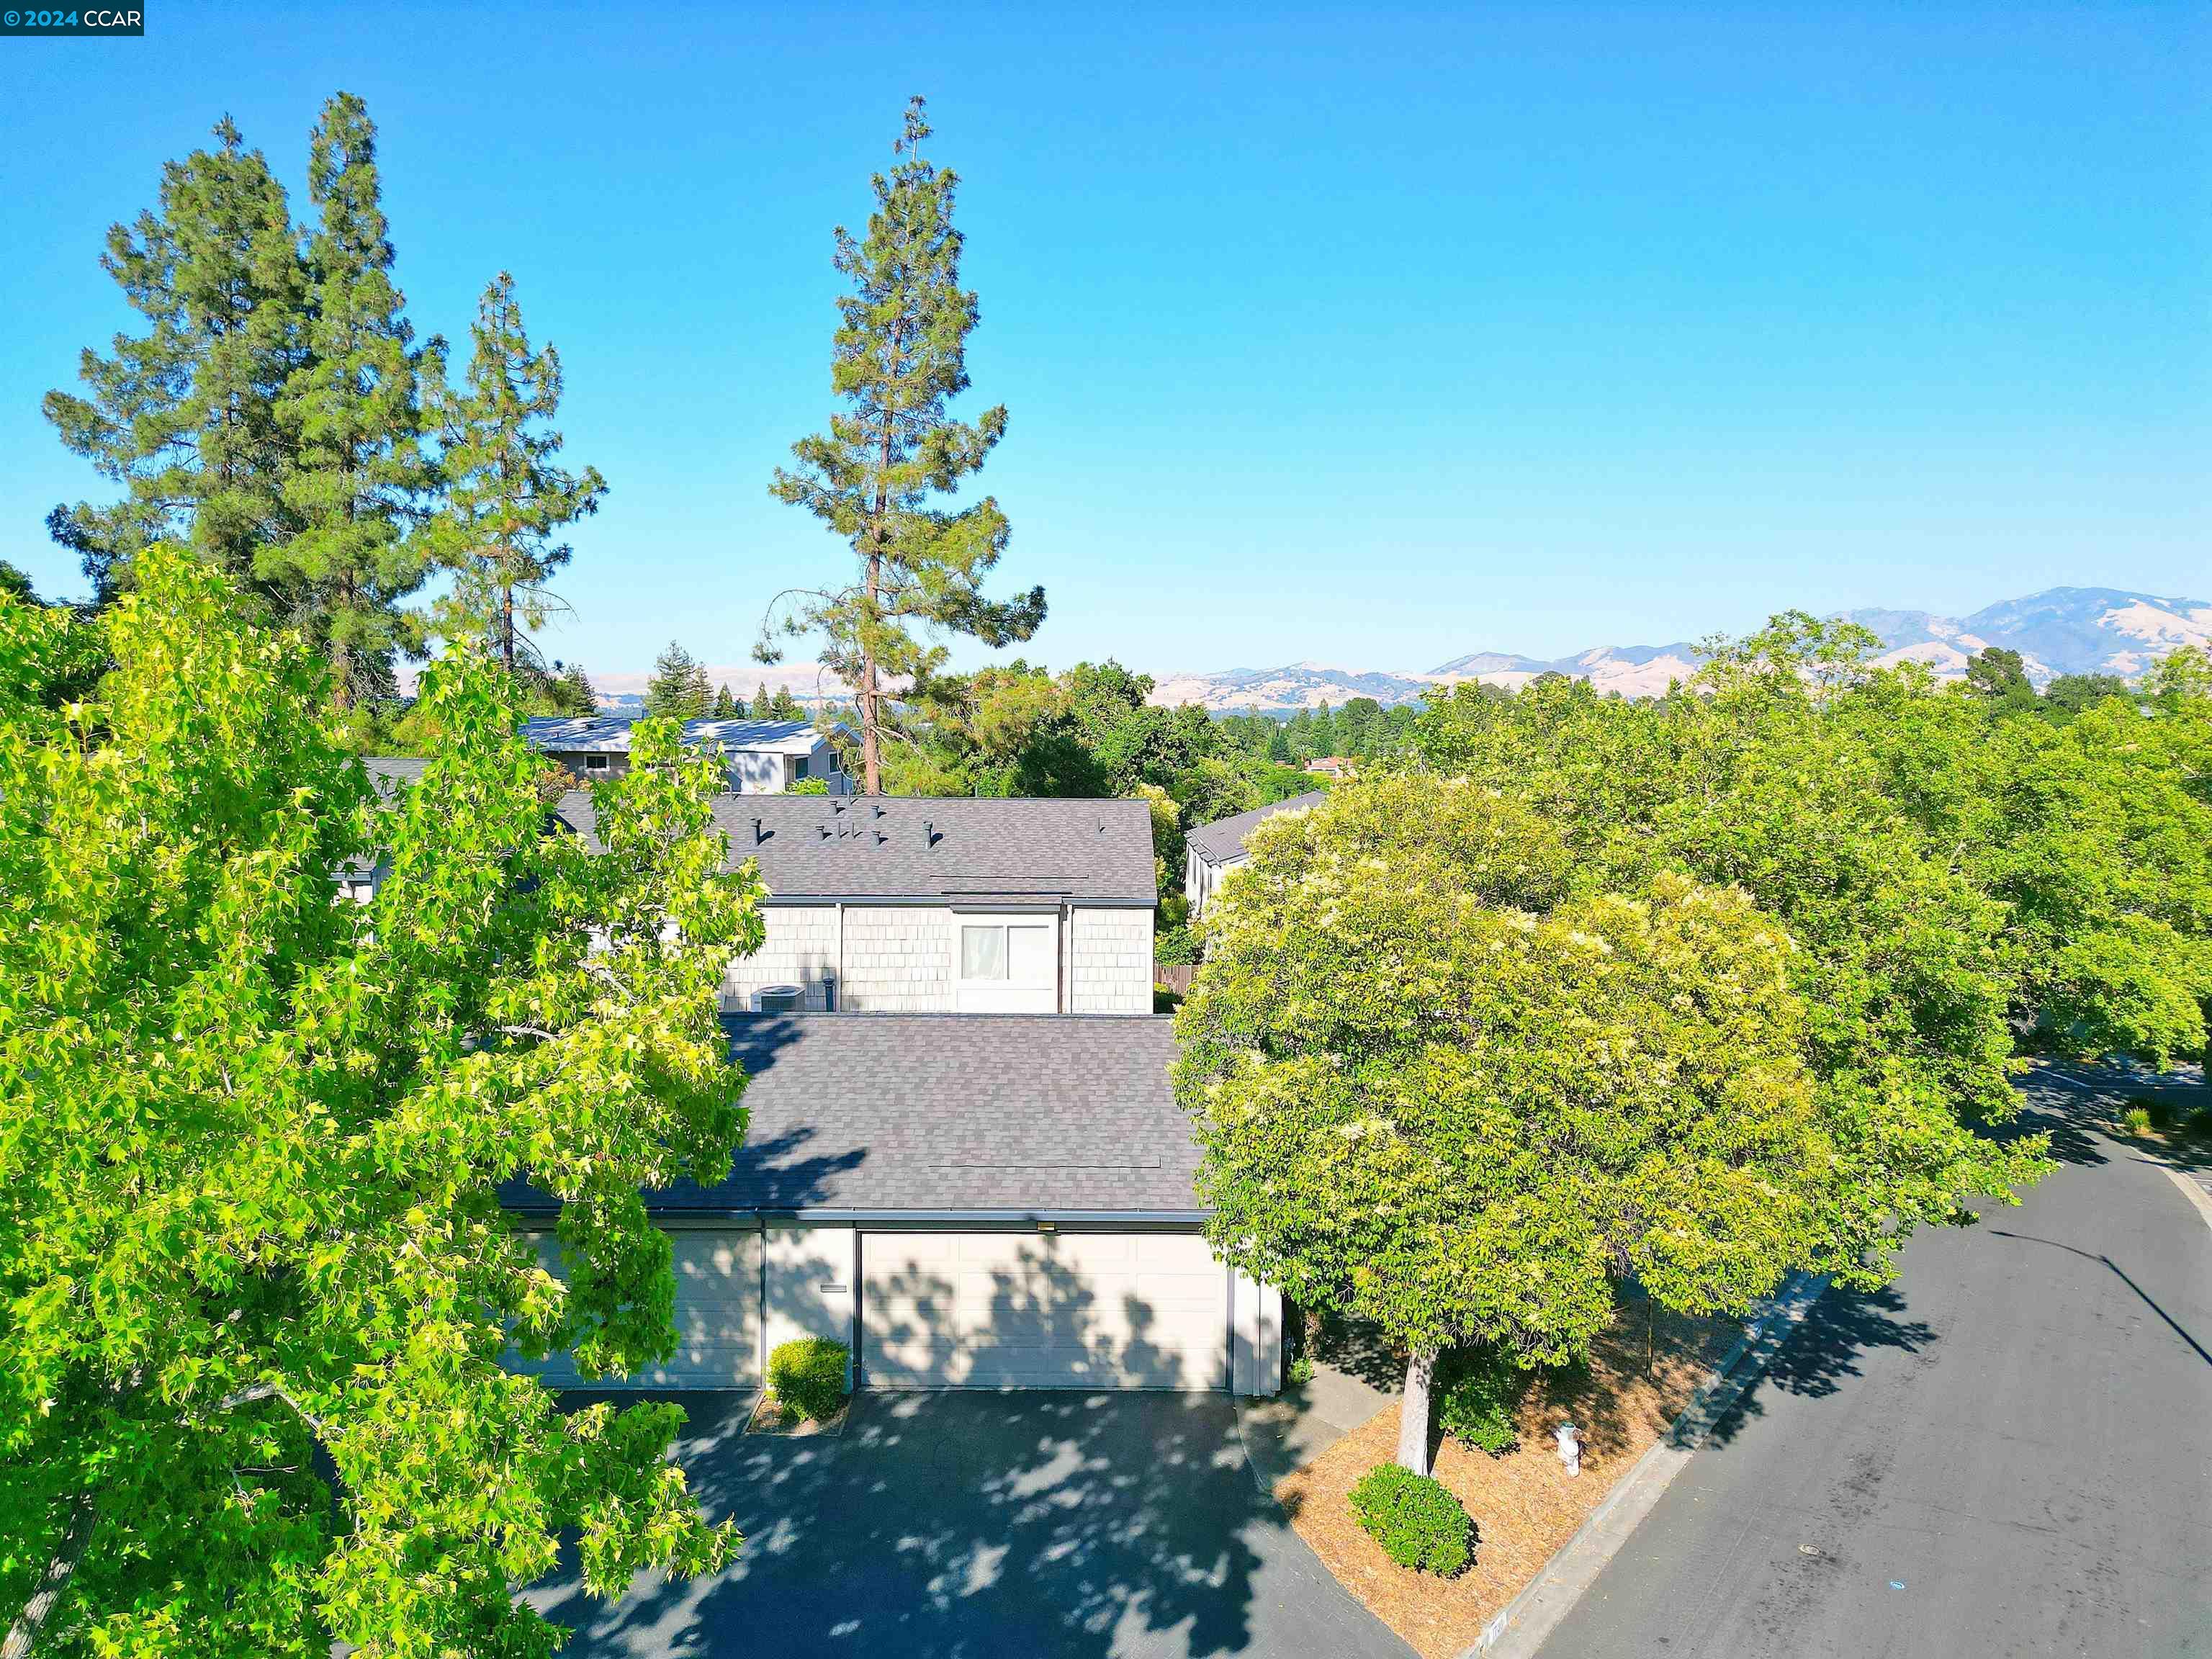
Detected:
[
  {"left": 363, "top": 756, "right": 430, "bottom": 796},
  {"left": 523, "top": 715, "right": 827, "bottom": 757},
  {"left": 1185, "top": 789, "right": 1332, "bottom": 868},
  {"left": 551, "top": 792, "right": 1159, "bottom": 906},
  {"left": 508, "top": 1014, "right": 1197, "bottom": 1218}
]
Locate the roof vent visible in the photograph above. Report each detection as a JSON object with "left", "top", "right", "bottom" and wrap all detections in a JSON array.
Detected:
[
  {"left": 923, "top": 819, "right": 935, "bottom": 847},
  {"left": 751, "top": 816, "right": 765, "bottom": 845},
  {"left": 750, "top": 984, "right": 805, "bottom": 1014}
]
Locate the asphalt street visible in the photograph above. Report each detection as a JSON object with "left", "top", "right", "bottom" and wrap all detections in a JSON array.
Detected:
[{"left": 1539, "top": 1065, "right": 2212, "bottom": 1659}]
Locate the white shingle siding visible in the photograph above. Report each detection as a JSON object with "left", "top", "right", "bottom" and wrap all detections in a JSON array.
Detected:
[
  {"left": 719, "top": 902, "right": 1151, "bottom": 1013},
  {"left": 840, "top": 906, "right": 954, "bottom": 1012},
  {"left": 722, "top": 906, "right": 842, "bottom": 1011},
  {"left": 1070, "top": 907, "right": 1154, "bottom": 1014}
]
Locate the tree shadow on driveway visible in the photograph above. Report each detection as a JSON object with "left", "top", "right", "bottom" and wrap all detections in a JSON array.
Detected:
[{"left": 528, "top": 1388, "right": 1409, "bottom": 1659}]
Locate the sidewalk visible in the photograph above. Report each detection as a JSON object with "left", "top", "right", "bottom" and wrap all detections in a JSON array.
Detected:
[{"left": 1238, "top": 1323, "right": 1399, "bottom": 1495}]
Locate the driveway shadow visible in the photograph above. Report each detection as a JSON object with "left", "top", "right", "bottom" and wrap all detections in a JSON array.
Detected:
[{"left": 528, "top": 1388, "right": 1408, "bottom": 1659}]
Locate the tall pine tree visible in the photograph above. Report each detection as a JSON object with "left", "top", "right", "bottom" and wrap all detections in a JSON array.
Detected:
[
  {"left": 44, "top": 118, "right": 305, "bottom": 603},
  {"left": 428, "top": 271, "right": 606, "bottom": 674},
  {"left": 644, "top": 642, "right": 709, "bottom": 720},
  {"left": 264, "top": 92, "right": 438, "bottom": 709},
  {"left": 762, "top": 96, "right": 1043, "bottom": 793}
]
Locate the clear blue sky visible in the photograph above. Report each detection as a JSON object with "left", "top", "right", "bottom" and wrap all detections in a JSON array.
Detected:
[{"left": 3, "top": 4, "right": 2205, "bottom": 680}]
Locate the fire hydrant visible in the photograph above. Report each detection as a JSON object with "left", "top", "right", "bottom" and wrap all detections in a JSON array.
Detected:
[{"left": 1555, "top": 1421, "right": 1583, "bottom": 1478}]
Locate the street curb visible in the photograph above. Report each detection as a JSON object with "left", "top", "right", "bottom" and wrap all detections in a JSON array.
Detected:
[
  {"left": 1458, "top": 1272, "right": 1832, "bottom": 1659},
  {"left": 2134, "top": 1151, "right": 2212, "bottom": 1234}
]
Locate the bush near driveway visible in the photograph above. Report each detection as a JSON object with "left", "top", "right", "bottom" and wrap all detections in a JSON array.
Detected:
[
  {"left": 1349, "top": 1464, "right": 1473, "bottom": 1577},
  {"left": 769, "top": 1338, "right": 850, "bottom": 1421}
]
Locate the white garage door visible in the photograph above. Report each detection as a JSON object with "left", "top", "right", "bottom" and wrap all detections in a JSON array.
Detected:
[
  {"left": 863, "top": 1231, "right": 1230, "bottom": 1390},
  {"left": 512, "top": 1228, "right": 763, "bottom": 1390}
]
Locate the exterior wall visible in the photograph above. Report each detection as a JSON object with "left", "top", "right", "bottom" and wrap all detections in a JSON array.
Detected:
[
  {"left": 722, "top": 904, "right": 841, "bottom": 1011},
  {"left": 1069, "top": 907, "right": 1154, "bottom": 1014},
  {"left": 720, "top": 901, "right": 1156, "bottom": 1013},
  {"left": 545, "top": 745, "right": 847, "bottom": 795},
  {"left": 1231, "top": 1269, "right": 1285, "bottom": 1396},
  {"left": 765, "top": 1224, "right": 858, "bottom": 1389},
  {"left": 840, "top": 904, "right": 955, "bottom": 1012},
  {"left": 1185, "top": 850, "right": 1243, "bottom": 917},
  {"left": 547, "top": 750, "right": 630, "bottom": 783}
]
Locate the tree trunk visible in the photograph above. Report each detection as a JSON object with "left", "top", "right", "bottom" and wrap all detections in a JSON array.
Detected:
[
  {"left": 4, "top": 1498, "right": 91, "bottom": 1659},
  {"left": 1395, "top": 1348, "right": 1437, "bottom": 1477},
  {"left": 860, "top": 545, "right": 883, "bottom": 795}
]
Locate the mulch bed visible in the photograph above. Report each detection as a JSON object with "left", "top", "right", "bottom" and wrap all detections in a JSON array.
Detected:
[
  {"left": 1275, "top": 1301, "right": 1741, "bottom": 1659},
  {"left": 742, "top": 1393, "right": 850, "bottom": 1437}
]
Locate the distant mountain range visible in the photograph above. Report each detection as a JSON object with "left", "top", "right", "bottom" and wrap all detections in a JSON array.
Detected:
[{"left": 1146, "top": 587, "right": 2212, "bottom": 713}]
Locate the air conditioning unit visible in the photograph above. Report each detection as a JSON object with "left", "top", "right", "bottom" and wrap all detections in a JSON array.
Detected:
[{"left": 750, "top": 984, "right": 806, "bottom": 1014}]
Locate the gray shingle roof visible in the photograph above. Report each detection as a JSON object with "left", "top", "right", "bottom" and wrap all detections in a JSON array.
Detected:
[
  {"left": 510, "top": 1014, "right": 1199, "bottom": 1217},
  {"left": 524, "top": 715, "right": 825, "bottom": 756},
  {"left": 1186, "top": 789, "right": 1332, "bottom": 867},
  {"left": 552, "top": 792, "right": 1158, "bottom": 906},
  {"left": 362, "top": 756, "right": 430, "bottom": 797}
]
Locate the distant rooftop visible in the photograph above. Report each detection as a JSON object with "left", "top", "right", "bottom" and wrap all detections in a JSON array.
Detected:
[
  {"left": 552, "top": 791, "right": 1159, "bottom": 906},
  {"left": 523, "top": 714, "right": 827, "bottom": 756},
  {"left": 1186, "top": 789, "right": 1332, "bottom": 867}
]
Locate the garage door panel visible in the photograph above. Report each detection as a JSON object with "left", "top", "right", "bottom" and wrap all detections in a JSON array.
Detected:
[
  {"left": 863, "top": 1231, "right": 1228, "bottom": 1390},
  {"left": 511, "top": 1228, "right": 761, "bottom": 1390}
]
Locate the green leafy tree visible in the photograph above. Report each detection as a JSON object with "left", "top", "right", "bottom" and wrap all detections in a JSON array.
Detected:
[
  {"left": 770, "top": 685, "right": 801, "bottom": 720},
  {"left": 1964, "top": 647, "right": 2038, "bottom": 713},
  {"left": 547, "top": 661, "right": 597, "bottom": 716},
  {"left": 44, "top": 117, "right": 306, "bottom": 603},
  {"left": 710, "top": 683, "right": 739, "bottom": 719},
  {"left": 428, "top": 271, "right": 606, "bottom": 675},
  {"left": 2041, "top": 672, "right": 2128, "bottom": 722},
  {"left": 749, "top": 683, "right": 772, "bottom": 719},
  {"left": 0, "top": 544, "right": 765, "bottom": 1657},
  {"left": 644, "top": 642, "right": 709, "bottom": 721},
  {"left": 1175, "top": 778, "right": 1985, "bottom": 1475},
  {"left": 761, "top": 97, "right": 1044, "bottom": 793},
  {"left": 263, "top": 93, "right": 439, "bottom": 709}
]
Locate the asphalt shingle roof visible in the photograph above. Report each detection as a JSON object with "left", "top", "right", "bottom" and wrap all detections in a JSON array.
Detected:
[
  {"left": 510, "top": 1014, "right": 1198, "bottom": 1217},
  {"left": 1185, "top": 789, "right": 1332, "bottom": 867},
  {"left": 552, "top": 792, "right": 1158, "bottom": 906},
  {"left": 362, "top": 756, "right": 430, "bottom": 797}
]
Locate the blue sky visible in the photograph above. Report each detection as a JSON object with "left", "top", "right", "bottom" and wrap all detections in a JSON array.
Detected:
[{"left": 2, "top": 3, "right": 2205, "bottom": 682}]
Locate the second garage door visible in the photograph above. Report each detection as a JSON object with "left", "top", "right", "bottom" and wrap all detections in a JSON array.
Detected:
[
  {"left": 862, "top": 1230, "right": 1230, "bottom": 1390},
  {"left": 516, "top": 1227, "right": 763, "bottom": 1390}
]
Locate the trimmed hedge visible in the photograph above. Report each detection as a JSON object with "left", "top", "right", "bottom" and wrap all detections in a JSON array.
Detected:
[
  {"left": 1436, "top": 1342, "right": 1529, "bottom": 1456},
  {"left": 768, "top": 1337, "right": 850, "bottom": 1421},
  {"left": 1348, "top": 1463, "right": 1473, "bottom": 1576}
]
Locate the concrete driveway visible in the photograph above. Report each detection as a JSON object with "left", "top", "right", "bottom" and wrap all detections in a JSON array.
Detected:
[{"left": 527, "top": 1389, "right": 1412, "bottom": 1659}]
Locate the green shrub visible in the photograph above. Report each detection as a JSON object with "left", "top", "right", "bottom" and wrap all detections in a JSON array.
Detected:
[
  {"left": 788, "top": 777, "right": 831, "bottom": 796},
  {"left": 1154, "top": 923, "right": 1198, "bottom": 967},
  {"left": 1349, "top": 1464, "right": 1473, "bottom": 1576},
  {"left": 1436, "top": 1343, "right": 1528, "bottom": 1455},
  {"left": 1287, "top": 1353, "right": 1316, "bottom": 1387},
  {"left": 2121, "top": 1105, "right": 2154, "bottom": 1137},
  {"left": 768, "top": 1337, "right": 849, "bottom": 1421}
]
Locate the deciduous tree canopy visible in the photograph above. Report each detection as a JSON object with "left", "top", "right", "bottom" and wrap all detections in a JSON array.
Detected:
[{"left": 0, "top": 546, "right": 765, "bottom": 1657}]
